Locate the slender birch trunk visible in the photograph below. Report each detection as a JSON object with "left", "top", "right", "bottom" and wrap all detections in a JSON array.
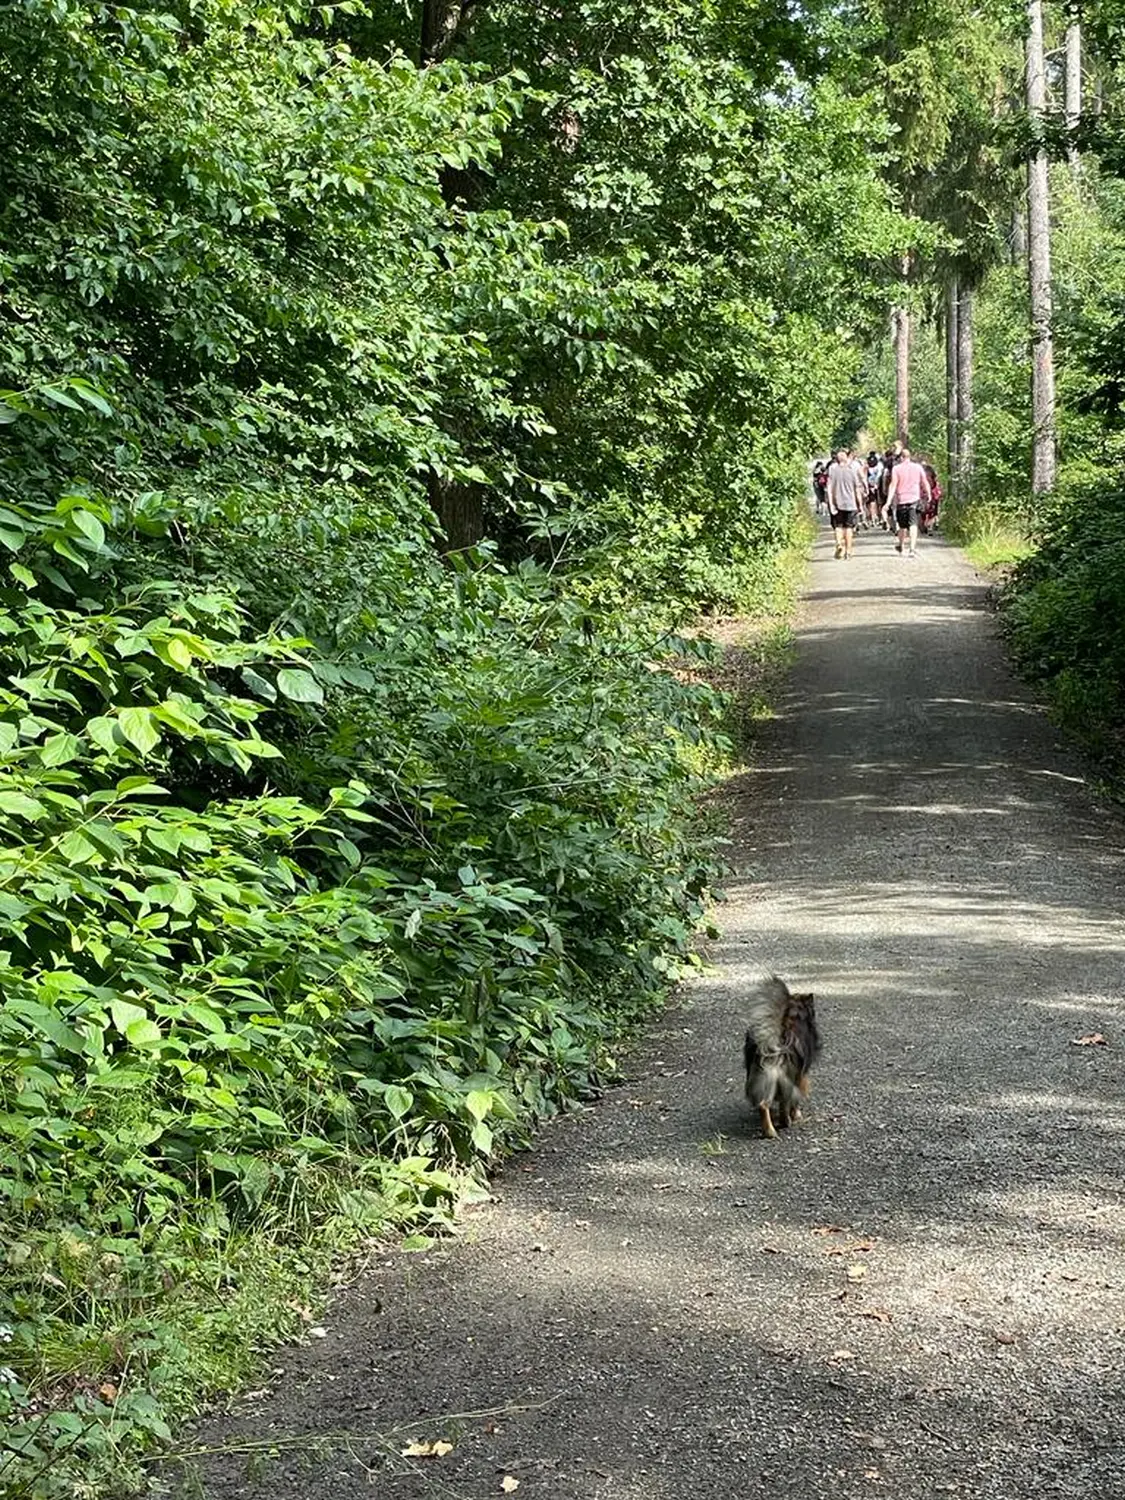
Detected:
[
  {"left": 956, "top": 286, "right": 974, "bottom": 498},
  {"left": 1026, "top": 0, "right": 1056, "bottom": 495},
  {"left": 945, "top": 279, "right": 960, "bottom": 499},
  {"left": 1065, "top": 18, "right": 1082, "bottom": 174}
]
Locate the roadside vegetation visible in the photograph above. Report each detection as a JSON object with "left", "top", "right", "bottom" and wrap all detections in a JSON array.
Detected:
[
  {"left": 7, "top": 0, "right": 1125, "bottom": 1491},
  {"left": 0, "top": 2, "right": 897, "bottom": 1493}
]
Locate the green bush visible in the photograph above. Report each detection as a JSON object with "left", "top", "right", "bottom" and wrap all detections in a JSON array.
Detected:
[
  {"left": 0, "top": 482, "right": 727, "bottom": 1495},
  {"left": 1001, "top": 492, "right": 1125, "bottom": 761}
]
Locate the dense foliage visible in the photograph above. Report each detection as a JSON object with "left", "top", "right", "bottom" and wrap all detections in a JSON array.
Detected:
[
  {"left": 0, "top": 0, "right": 911, "bottom": 1491},
  {"left": 7, "top": 0, "right": 1124, "bottom": 1487}
]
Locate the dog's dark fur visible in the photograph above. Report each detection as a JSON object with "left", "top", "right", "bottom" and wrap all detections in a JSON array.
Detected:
[{"left": 743, "top": 976, "right": 821, "bottom": 1139}]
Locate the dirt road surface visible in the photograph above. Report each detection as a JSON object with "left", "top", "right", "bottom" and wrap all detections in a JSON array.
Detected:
[{"left": 176, "top": 527, "right": 1125, "bottom": 1500}]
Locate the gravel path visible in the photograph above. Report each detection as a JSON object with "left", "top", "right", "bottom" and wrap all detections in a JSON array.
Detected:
[{"left": 177, "top": 527, "right": 1125, "bottom": 1500}]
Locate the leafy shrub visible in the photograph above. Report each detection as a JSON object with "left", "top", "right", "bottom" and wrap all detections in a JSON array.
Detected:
[
  {"left": 1001, "top": 488, "right": 1125, "bottom": 761},
  {"left": 0, "top": 481, "right": 726, "bottom": 1495}
]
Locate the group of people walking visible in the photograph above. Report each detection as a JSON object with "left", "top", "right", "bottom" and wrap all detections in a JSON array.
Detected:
[{"left": 811, "top": 444, "right": 942, "bottom": 560}]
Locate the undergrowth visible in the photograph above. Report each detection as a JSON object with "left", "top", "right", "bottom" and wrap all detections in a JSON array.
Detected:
[
  {"left": 941, "top": 500, "right": 1034, "bottom": 573},
  {"left": 0, "top": 485, "right": 752, "bottom": 1498},
  {"left": 998, "top": 485, "right": 1125, "bottom": 782}
]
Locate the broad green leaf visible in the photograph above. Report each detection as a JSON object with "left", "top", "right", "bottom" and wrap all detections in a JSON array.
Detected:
[
  {"left": 86, "top": 716, "right": 122, "bottom": 755},
  {"left": 51, "top": 536, "right": 90, "bottom": 571},
  {"left": 152, "top": 701, "right": 202, "bottom": 735},
  {"left": 277, "top": 668, "right": 324, "bottom": 704},
  {"left": 58, "top": 829, "right": 99, "bottom": 864},
  {"left": 464, "top": 1089, "right": 493, "bottom": 1122},
  {"left": 110, "top": 999, "right": 147, "bottom": 1035},
  {"left": 240, "top": 667, "right": 277, "bottom": 702},
  {"left": 249, "top": 1106, "right": 286, "bottom": 1129},
  {"left": 0, "top": 790, "right": 47, "bottom": 820},
  {"left": 161, "top": 636, "right": 194, "bottom": 670},
  {"left": 146, "top": 826, "right": 182, "bottom": 856},
  {"left": 118, "top": 708, "right": 161, "bottom": 755},
  {"left": 70, "top": 510, "right": 106, "bottom": 548},
  {"left": 384, "top": 1084, "right": 413, "bottom": 1120},
  {"left": 124, "top": 1017, "right": 163, "bottom": 1049},
  {"left": 40, "top": 732, "right": 82, "bottom": 767},
  {"left": 68, "top": 381, "right": 114, "bottom": 416},
  {"left": 40, "top": 385, "right": 84, "bottom": 410}
]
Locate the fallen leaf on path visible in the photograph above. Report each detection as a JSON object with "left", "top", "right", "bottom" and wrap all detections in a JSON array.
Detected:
[
  {"left": 857, "top": 1308, "right": 893, "bottom": 1324},
  {"left": 812, "top": 1225, "right": 846, "bottom": 1236},
  {"left": 401, "top": 1440, "right": 454, "bottom": 1458},
  {"left": 501, "top": 1478, "right": 520, "bottom": 1493},
  {"left": 846, "top": 1264, "right": 868, "bottom": 1283},
  {"left": 1070, "top": 1033, "right": 1107, "bottom": 1046},
  {"left": 848, "top": 1239, "right": 877, "bottom": 1252},
  {"left": 992, "top": 1330, "right": 1016, "bottom": 1346}
]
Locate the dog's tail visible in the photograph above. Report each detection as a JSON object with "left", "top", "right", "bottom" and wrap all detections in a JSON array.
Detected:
[{"left": 744, "top": 975, "right": 820, "bottom": 1076}]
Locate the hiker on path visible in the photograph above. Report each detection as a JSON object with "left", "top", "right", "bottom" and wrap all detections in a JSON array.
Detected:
[
  {"left": 920, "top": 461, "right": 943, "bottom": 534},
  {"left": 878, "top": 445, "right": 899, "bottom": 527},
  {"left": 812, "top": 459, "right": 830, "bottom": 515},
  {"left": 827, "top": 447, "right": 863, "bottom": 558},
  {"left": 884, "top": 445, "right": 932, "bottom": 558},
  {"left": 864, "top": 451, "right": 884, "bottom": 530}
]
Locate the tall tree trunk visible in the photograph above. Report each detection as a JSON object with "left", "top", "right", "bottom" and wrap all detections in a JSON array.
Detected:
[
  {"left": 945, "top": 278, "right": 960, "bottom": 499},
  {"left": 894, "top": 311, "right": 910, "bottom": 444},
  {"left": 1011, "top": 205, "right": 1027, "bottom": 265},
  {"left": 1026, "top": 0, "right": 1056, "bottom": 496},
  {"left": 429, "top": 476, "right": 484, "bottom": 555},
  {"left": 421, "top": 0, "right": 476, "bottom": 64},
  {"left": 956, "top": 285, "right": 974, "bottom": 498},
  {"left": 1065, "top": 17, "right": 1082, "bottom": 174},
  {"left": 894, "top": 253, "right": 911, "bottom": 443},
  {"left": 421, "top": 0, "right": 485, "bottom": 549}
]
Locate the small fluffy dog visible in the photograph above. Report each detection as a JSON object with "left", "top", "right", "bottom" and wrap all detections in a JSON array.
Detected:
[{"left": 743, "top": 977, "right": 821, "bottom": 1140}]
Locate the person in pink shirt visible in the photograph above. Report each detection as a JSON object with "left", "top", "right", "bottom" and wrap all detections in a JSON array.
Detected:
[{"left": 883, "top": 446, "right": 932, "bottom": 558}]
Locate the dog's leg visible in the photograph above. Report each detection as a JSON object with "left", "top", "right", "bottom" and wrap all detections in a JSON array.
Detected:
[
  {"left": 758, "top": 1101, "right": 777, "bottom": 1139},
  {"left": 791, "top": 1073, "right": 811, "bottom": 1121}
]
